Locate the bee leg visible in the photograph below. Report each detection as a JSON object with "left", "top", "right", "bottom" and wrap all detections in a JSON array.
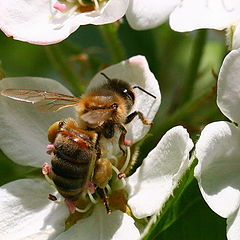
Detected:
[
  {"left": 97, "top": 188, "right": 111, "bottom": 214},
  {"left": 116, "top": 123, "right": 127, "bottom": 155},
  {"left": 125, "top": 111, "right": 153, "bottom": 125},
  {"left": 103, "top": 189, "right": 112, "bottom": 214}
]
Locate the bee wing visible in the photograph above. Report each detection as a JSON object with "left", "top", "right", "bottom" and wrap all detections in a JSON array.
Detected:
[
  {"left": 80, "top": 109, "right": 114, "bottom": 126},
  {"left": 0, "top": 89, "right": 81, "bottom": 112}
]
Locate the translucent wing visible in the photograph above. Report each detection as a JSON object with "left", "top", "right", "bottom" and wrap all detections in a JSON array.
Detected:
[
  {"left": 80, "top": 109, "right": 114, "bottom": 126},
  {"left": 0, "top": 89, "right": 81, "bottom": 112}
]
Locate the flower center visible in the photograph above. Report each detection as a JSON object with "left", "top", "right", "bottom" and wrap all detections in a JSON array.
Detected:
[{"left": 53, "top": 0, "right": 108, "bottom": 13}]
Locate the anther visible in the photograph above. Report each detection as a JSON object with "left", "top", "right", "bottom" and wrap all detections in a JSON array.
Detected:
[
  {"left": 124, "top": 139, "right": 132, "bottom": 146},
  {"left": 48, "top": 194, "right": 58, "bottom": 201},
  {"left": 118, "top": 173, "right": 126, "bottom": 179},
  {"left": 46, "top": 144, "right": 55, "bottom": 155},
  {"left": 88, "top": 182, "right": 95, "bottom": 194},
  {"left": 42, "top": 162, "right": 51, "bottom": 175},
  {"left": 53, "top": 1, "right": 67, "bottom": 12}
]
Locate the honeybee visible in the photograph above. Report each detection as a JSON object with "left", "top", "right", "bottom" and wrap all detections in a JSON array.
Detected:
[
  {"left": 0, "top": 73, "right": 156, "bottom": 153},
  {"left": 43, "top": 118, "right": 113, "bottom": 213},
  {"left": 0, "top": 73, "right": 156, "bottom": 213}
]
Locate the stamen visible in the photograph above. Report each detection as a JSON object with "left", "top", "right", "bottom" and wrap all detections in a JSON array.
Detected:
[
  {"left": 75, "top": 203, "right": 92, "bottom": 213},
  {"left": 87, "top": 190, "right": 98, "bottom": 204},
  {"left": 77, "top": 0, "right": 86, "bottom": 5},
  {"left": 44, "top": 174, "right": 55, "bottom": 187},
  {"left": 105, "top": 184, "right": 112, "bottom": 194},
  {"left": 120, "top": 146, "right": 130, "bottom": 173},
  {"left": 93, "top": 0, "right": 99, "bottom": 10},
  {"left": 111, "top": 165, "right": 126, "bottom": 188}
]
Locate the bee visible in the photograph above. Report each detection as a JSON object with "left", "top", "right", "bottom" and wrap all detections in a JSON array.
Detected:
[
  {"left": 0, "top": 73, "right": 156, "bottom": 153},
  {"left": 44, "top": 118, "right": 113, "bottom": 213},
  {"left": 0, "top": 74, "right": 156, "bottom": 213}
]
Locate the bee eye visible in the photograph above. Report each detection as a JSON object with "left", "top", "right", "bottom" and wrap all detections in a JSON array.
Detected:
[
  {"left": 123, "top": 89, "right": 128, "bottom": 93},
  {"left": 58, "top": 121, "right": 65, "bottom": 129}
]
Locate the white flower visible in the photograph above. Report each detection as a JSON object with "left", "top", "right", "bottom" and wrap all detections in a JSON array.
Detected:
[
  {"left": 195, "top": 49, "right": 240, "bottom": 240},
  {"left": 0, "top": 0, "right": 128, "bottom": 45},
  {"left": 126, "top": 0, "right": 181, "bottom": 30},
  {"left": 169, "top": 0, "right": 240, "bottom": 49},
  {"left": 0, "top": 56, "right": 193, "bottom": 239}
]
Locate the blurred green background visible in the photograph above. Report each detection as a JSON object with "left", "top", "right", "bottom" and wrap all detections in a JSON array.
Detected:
[{"left": 0, "top": 19, "right": 228, "bottom": 239}]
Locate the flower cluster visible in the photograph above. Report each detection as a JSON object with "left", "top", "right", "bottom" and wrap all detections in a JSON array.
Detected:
[
  {"left": 195, "top": 49, "right": 240, "bottom": 240},
  {"left": 2, "top": 0, "right": 240, "bottom": 239},
  {"left": 1, "top": 0, "right": 240, "bottom": 48},
  {"left": 0, "top": 56, "right": 193, "bottom": 239}
]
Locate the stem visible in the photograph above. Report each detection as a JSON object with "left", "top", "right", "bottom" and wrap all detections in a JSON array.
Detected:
[
  {"left": 180, "top": 29, "right": 207, "bottom": 105},
  {"left": 98, "top": 23, "right": 126, "bottom": 63},
  {"left": 44, "top": 45, "right": 83, "bottom": 95}
]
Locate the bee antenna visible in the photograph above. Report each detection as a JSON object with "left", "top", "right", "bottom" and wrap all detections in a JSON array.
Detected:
[
  {"left": 133, "top": 86, "right": 156, "bottom": 99},
  {"left": 100, "top": 72, "right": 112, "bottom": 82}
]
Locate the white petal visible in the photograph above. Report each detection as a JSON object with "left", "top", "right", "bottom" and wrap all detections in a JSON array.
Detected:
[
  {"left": 0, "top": 0, "right": 128, "bottom": 45},
  {"left": 195, "top": 121, "right": 240, "bottom": 218},
  {"left": 83, "top": 0, "right": 129, "bottom": 25},
  {"left": 0, "top": 178, "right": 68, "bottom": 240},
  {"left": 126, "top": 0, "right": 180, "bottom": 30},
  {"left": 170, "top": 0, "right": 240, "bottom": 32},
  {"left": 232, "top": 23, "right": 240, "bottom": 50},
  {"left": 0, "top": 77, "right": 75, "bottom": 167},
  {"left": 217, "top": 49, "right": 240, "bottom": 124},
  {"left": 88, "top": 55, "right": 161, "bottom": 144},
  {"left": 127, "top": 126, "right": 193, "bottom": 219},
  {"left": 55, "top": 204, "right": 140, "bottom": 240},
  {"left": 227, "top": 208, "right": 240, "bottom": 240}
]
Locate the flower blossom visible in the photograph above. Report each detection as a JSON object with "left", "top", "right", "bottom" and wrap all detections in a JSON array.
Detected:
[
  {"left": 169, "top": 0, "right": 240, "bottom": 49},
  {"left": 0, "top": 0, "right": 128, "bottom": 45},
  {"left": 126, "top": 0, "right": 181, "bottom": 30},
  {"left": 0, "top": 55, "right": 193, "bottom": 239},
  {"left": 195, "top": 49, "right": 240, "bottom": 240}
]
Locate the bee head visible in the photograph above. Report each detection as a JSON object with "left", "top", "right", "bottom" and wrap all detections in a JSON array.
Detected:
[{"left": 100, "top": 73, "right": 135, "bottom": 108}]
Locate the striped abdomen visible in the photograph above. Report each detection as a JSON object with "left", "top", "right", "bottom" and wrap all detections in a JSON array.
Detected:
[{"left": 50, "top": 129, "right": 97, "bottom": 200}]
